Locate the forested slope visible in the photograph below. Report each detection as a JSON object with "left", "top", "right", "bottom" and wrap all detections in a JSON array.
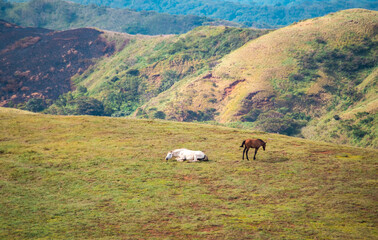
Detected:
[
  {"left": 48, "top": 0, "right": 378, "bottom": 28},
  {"left": 0, "top": 0, "right": 234, "bottom": 34}
]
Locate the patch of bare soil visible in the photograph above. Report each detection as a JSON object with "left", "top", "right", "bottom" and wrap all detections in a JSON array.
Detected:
[
  {"left": 222, "top": 79, "right": 245, "bottom": 100},
  {"left": 0, "top": 20, "right": 125, "bottom": 106}
]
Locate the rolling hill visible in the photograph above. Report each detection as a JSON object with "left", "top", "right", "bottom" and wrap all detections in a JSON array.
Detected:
[
  {"left": 70, "top": 26, "right": 269, "bottom": 117},
  {"left": 0, "top": 107, "right": 377, "bottom": 239},
  {"left": 0, "top": 9, "right": 376, "bottom": 148},
  {"left": 139, "top": 9, "right": 377, "bottom": 148}
]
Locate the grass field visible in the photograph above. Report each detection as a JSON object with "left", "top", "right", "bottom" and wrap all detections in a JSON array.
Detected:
[{"left": 0, "top": 107, "right": 377, "bottom": 239}]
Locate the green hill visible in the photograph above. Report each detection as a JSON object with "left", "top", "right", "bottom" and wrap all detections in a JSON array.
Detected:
[
  {"left": 140, "top": 9, "right": 378, "bottom": 148},
  {"left": 0, "top": 0, "right": 234, "bottom": 35},
  {"left": 63, "top": 26, "right": 268, "bottom": 117},
  {"left": 0, "top": 107, "right": 377, "bottom": 239}
]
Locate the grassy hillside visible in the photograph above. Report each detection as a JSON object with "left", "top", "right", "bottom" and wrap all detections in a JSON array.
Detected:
[
  {"left": 141, "top": 9, "right": 377, "bottom": 148},
  {"left": 1, "top": 9, "right": 376, "bottom": 148},
  {"left": 0, "top": 107, "right": 377, "bottom": 239},
  {"left": 0, "top": 0, "right": 234, "bottom": 35},
  {"left": 63, "top": 26, "right": 268, "bottom": 117}
]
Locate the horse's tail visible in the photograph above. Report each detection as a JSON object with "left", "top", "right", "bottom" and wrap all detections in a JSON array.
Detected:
[
  {"left": 203, "top": 155, "right": 208, "bottom": 161},
  {"left": 240, "top": 140, "right": 246, "bottom": 148}
]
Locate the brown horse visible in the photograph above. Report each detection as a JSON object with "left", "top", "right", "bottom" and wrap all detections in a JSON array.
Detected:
[{"left": 240, "top": 139, "right": 266, "bottom": 160}]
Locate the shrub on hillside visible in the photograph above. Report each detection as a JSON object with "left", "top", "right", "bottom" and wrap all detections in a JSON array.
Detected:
[
  {"left": 154, "top": 111, "right": 166, "bottom": 119},
  {"left": 45, "top": 92, "right": 105, "bottom": 116},
  {"left": 182, "top": 108, "right": 217, "bottom": 122},
  {"left": 25, "top": 98, "right": 46, "bottom": 112},
  {"left": 158, "top": 70, "right": 179, "bottom": 93},
  {"left": 252, "top": 111, "right": 307, "bottom": 136},
  {"left": 241, "top": 109, "right": 262, "bottom": 122},
  {"left": 256, "top": 117, "right": 307, "bottom": 136},
  {"left": 74, "top": 97, "right": 104, "bottom": 116}
]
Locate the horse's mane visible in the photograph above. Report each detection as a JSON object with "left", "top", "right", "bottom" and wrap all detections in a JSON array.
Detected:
[{"left": 257, "top": 139, "right": 265, "bottom": 144}]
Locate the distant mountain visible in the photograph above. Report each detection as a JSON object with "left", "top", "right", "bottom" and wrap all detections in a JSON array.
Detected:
[
  {"left": 28, "top": 0, "right": 378, "bottom": 28},
  {"left": 0, "top": 0, "right": 236, "bottom": 34}
]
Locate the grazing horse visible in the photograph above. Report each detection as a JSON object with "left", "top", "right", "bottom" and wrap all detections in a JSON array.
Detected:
[
  {"left": 240, "top": 139, "right": 266, "bottom": 160},
  {"left": 165, "top": 149, "right": 208, "bottom": 162}
]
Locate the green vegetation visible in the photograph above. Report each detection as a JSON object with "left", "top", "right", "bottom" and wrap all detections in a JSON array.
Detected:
[
  {"left": 0, "top": 107, "right": 377, "bottom": 239},
  {"left": 303, "top": 111, "right": 378, "bottom": 149},
  {"left": 25, "top": 98, "right": 47, "bottom": 112},
  {"left": 47, "top": 0, "right": 378, "bottom": 28},
  {"left": 0, "top": 0, "right": 230, "bottom": 34},
  {"left": 69, "top": 26, "right": 267, "bottom": 118},
  {"left": 158, "top": 70, "right": 180, "bottom": 93},
  {"left": 69, "top": 9, "right": 376, "bottom": 148},
  {"left": 261, "top": 35, "right": 377, "bottom": 138},
  {"left": 1, "top": 8, "right": 376, "bottom": 149},
  {"left": 269, "top": 37, "right": 377, "bottom": 104},
  {"left": 289, "top": 37, "right": 377, "bottom": 106},
  {"left": 46, "top": 93, "right": 105, "bottom": 116},
  {"left": 142, "top": 8, "right": 376, "bottom": 148}
]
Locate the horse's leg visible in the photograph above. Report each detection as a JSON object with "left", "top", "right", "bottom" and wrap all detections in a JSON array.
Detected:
[
  {"left": 253, "top": 148, "right": 258, "bottom": 160},
  {"left": 177, "top": 155, "right": 185, "bottom": 162},
  {"left": 246, "top": 147, "right": 250, "bottom": 161},
  {"left": 188, "top": 156, "right": 198, "bottom": 163},
  {"left": 243, "top": 147, "right": 246, "bottom": 160}
]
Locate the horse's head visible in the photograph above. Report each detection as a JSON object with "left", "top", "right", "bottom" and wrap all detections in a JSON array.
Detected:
[
  {"left": 165, "top": 152, "right": 173, "bottom": 161},
  {"left": 262, "top": 141, "right": 266, "bottom": 151}
]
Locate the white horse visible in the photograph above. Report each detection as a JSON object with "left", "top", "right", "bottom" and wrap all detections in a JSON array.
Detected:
[
  {"left": 165, "top": 149, "right": 208, "bottom": 162},
  {"left": 165, "top": 148, "right": 188, "bottom": 161}
]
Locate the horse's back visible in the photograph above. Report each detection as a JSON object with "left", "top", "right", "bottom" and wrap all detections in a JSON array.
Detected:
[
  {"left": 180, "top": 149, "right": 207, "bottom": 161},
  {"left": 245, "top": 138, "right": 265, "bottom": 147},
  {"left": 172, "top": 148, "right": 188, "bottom": 156}
]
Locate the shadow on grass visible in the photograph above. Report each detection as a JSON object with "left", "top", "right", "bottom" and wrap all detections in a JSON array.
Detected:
[
  {"left": 164, "top": 160, "right": 213, "bottom": 163},
  {"left": 259, "top": 156, "right": 289, "bottom": 163}
]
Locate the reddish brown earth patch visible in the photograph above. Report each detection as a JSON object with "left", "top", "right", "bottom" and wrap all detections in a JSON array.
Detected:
[
  {"left": 202, "top": 72, "right": 213, "bottom": 79},
  {"left": 0, "top": 20, "right": 126, "bottom": 106},
  {"left": 237, "top": 90, "right": 275, "bottom": 116},
  {"left": 175, "top": 174, "right": 195, "bottom": 181},
  {"left": 198, "top": 224, "right": 223, "bottom": 232},
  {"left": 222, "top": 79, "right": 246, "bottom": 100}
]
